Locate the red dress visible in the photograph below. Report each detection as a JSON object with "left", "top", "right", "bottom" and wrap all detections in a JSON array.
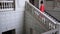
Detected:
[{"left": 40, "top": 4, "right": 45, "bottom": 12}]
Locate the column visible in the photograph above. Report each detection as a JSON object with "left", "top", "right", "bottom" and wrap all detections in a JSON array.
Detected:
[{"left": 58, "top": 25, "right": 60, "bottom": 34}]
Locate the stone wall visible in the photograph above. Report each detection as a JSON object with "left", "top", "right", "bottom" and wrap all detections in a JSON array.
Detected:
[{"left": 0, "top": 0, "right": 29, "bottom": 34}]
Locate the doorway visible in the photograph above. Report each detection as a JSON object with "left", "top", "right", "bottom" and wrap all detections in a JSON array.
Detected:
[
  {"left": 29, "top": 0, "right": 34, "bottom": 5},
  {"left": 29, "top": 0, "right": 39, "bottom": 9},
  {"left": 2, "top": 29, "right": 15, "bottom": 34}
]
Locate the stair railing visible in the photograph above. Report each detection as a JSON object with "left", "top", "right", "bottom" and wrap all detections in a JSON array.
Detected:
[
  {"left": 25, "top": 1, "right": 60, "bottom": 34},
  {"left": 0, "top": 0, "right": 15, "bottom": 11}
]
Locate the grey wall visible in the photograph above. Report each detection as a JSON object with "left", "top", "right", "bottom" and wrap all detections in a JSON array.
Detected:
[
  {"left": 0, "top": 0, "right": 29, "bottom": 34},
  {"left": 24, "top": 10, "right": 49, "bottom": 34}
]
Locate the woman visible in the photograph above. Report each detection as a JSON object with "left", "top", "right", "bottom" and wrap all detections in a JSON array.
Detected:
[
  {"left": 40, "top": 1, "right": 45, "bottom": 12},
  {"left": 39, "top": 1, "right": 45, "bottom": 24}
]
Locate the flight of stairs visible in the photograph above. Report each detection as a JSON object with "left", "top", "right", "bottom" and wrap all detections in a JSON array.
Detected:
[{"left": 46, "top": 10, "right": 60, "bottom": 22}]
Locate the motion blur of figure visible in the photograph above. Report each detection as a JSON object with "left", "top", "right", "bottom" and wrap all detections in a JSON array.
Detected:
[
  {"left": 40, "top": 1, "right": 45, "bottom": 12},
  {"left": 39, "top": 1, "right": 45, "bottom": 24}
]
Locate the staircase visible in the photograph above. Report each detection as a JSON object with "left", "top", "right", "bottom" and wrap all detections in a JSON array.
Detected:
[
  {"left": 24, "top": 1, "right": 60, "bottom": 34},
  {"left": 46, "top": 10, "right": 60, "bottom": 22}
]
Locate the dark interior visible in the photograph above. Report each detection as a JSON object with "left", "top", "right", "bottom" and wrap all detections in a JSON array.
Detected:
[
  {"left": 29, "top": 0, "right": 34, "bottom": 5},
  {"left": 2, "top": 29, "right": 15, "bottom": 34}
]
